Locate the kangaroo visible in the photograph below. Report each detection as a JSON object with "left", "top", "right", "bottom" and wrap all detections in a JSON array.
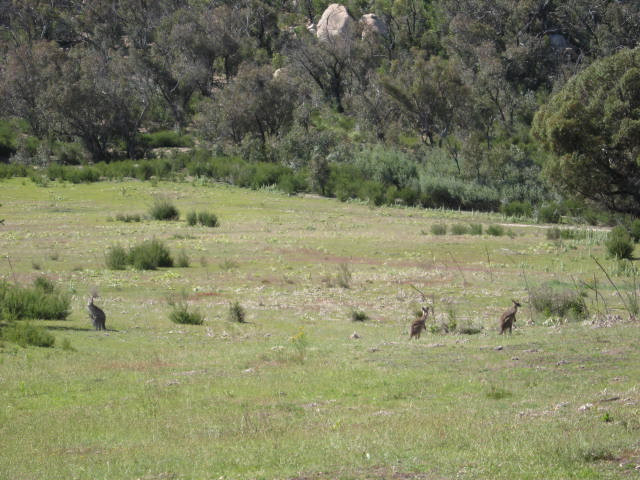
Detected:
[
  {"left": 410, "top": 306, "right": 430, "bottom": 340},
  {"left": 87, "top": 295, "right": 106, "bottom": 331},
  {"left": 499, "top": 300, "right": 521, "bottom": 334}
]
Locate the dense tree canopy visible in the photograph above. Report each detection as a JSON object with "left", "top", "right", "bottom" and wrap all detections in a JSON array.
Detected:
[
  {"left": 1, "top": 0, "right": 639, "bottom": 216},
  {"left": 533, "top": 47, "right": 640, "bottom": 215}
]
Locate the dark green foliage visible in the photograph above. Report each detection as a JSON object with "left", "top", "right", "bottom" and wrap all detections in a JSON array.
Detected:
[
  {"left": 106, "top": 240, "right": 174, "bottom": 270},
  {"left": 629, "top": 219, "right": 640, "bottom": 243},
  {"left": 176, "top": 250, "right": 190, "bottom": 268},
  {"left": 486, "top": 225, "right": 505, "bottom": 236},
  {"left": 468, "top": 223, "right": 483, "bottom": 235},
  {"left": 502, "top": 201, "right": 533, "bottom": 218},
  {"left": 197, "top": 212, "right": 218, "bottom": 228},
  {"left": 128, "top": 239, "right": 174, "bottom": 270},
  {"left": 186, "top": 211, "right": 198, "bottom": 226},
  {"left": 33, "top": 276, "right": 55, "bottom": 294},
  {"left": 141, "top": 130, "right": 193, "bottom": 149},
  {"left": 169, "top": 304, "right": 203, "bottom": 325},
  {"left": 430, "top": 223, "right": 447, "bottom": 235},
  {"left": 606, "top": 226, "right": 635, "bottom": 260},
  {"left": 1, "top": 322, "right": 55, "bottom": 348},
  {"left": 546, "top": 227, "right": 586, "bottom": 241},
  {"left": 149, "top": 197, "right": 179, "bottom": 221},
  {"left": 351, "top": 310, "right": 369, "bottom": 322},
  {"left": 105, "top": 244, "right": 128, "bottom": 270},
  {"left": 228, "top": 301, "right": 246, "bottom": 323},
  {"left": 0, "top": 280, "right": 70, "bottom": 321},
  {"left": 530, "top": 285, "right": 588, "bottom": 319},
  {"left": 537, "top": 204, "right": 561, "bottom": 224},
  {"left": 115, "top": 213, "right": 141, "bottom": 223},
  {"left": 450, "top": 224, "right": 469, "bottom": 235},
  {"left": 486, "top": 385, "right": 513, "bottom": 400}
]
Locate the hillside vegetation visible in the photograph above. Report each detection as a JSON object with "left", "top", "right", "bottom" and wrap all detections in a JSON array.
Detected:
[{"left": 1, "top": 1, "right": 640, "bottom": 220}]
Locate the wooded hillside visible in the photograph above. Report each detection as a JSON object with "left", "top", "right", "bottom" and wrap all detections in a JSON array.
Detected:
[{"left": 1, "top": 1, "right": 639, "bottom": 219}]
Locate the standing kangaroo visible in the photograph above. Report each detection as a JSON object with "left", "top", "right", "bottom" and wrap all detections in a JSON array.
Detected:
[
  {"left": 410, "top": 306, "right": 430, "bottom": 339},
  {"left": 87, "top": 295, "right": 106, "bottom": 331},
  {"left": 499, "top": 300, "right": 521, "bottom": 334}
]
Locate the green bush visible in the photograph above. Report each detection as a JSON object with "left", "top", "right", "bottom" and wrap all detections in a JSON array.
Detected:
[
  {"left": 1, "top": 322, "right": 55, "bottom": 348},
  {"left": 502, "top": 201, "right": 533, "bottom": 218},
  {"left": 176, "top": 250, "right": 190, "bottom": 268},
  {"left": 468, "top": 223, "right": 483, "bottom": 235},
  {"left": 629, "top": 219, "right": 640, "bottom": 243},
  {"left": 450, "top": 224, "right": 469, "bottom": 235},
  {"left": 169, "top": 303, "right": 203, "bottom": 325},
  {"left": 33, "top": 276, "right": 55, "bottom": 294},
  {"left": 149, "top": 196, "right": 179, "bottom": 221},
  {"left": 537, "top": 204, "right": 561, "bottom": 224},
  {"left": 197, "top": 212, "right": 219, "bottom": 227},
  {"left": 105, "top": 244, "right": 128, "bottom": 270},
  {"left": 128, "top": 239, "right": 174, "bottom": 270},
  {"left": 0, "top": 280, "right": 70, "bottom": 321},
  {"left": 115, "top": 213, "right": 141, "bottom": 223},
  {"left": 141, "top": 130, "right": 194, "bottom": 148},
  {"left": 229, "top": 301, "right": 246, "bottom": 323},
  {"left": 487, "top": 225, "right": 505, "bottom": 236},
  {"left": 530, "top": 285, "right": 588, "bottom": 319},
  {"left": 430, "top": 223, "right": 447, "bottom": 235},
  {"left": 606, "top": 226, "right": 635, "bottom": 259},
  {"left": 186, "top": 211, "right": 198, "bottom": 226},
  {"left": 351, "top": 310, "right": 369, "bottom": 322}
]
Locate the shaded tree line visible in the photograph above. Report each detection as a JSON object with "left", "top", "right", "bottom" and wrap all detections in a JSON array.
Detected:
[{"left": 1, "top": 0, "right": 639, "bottom": 216}]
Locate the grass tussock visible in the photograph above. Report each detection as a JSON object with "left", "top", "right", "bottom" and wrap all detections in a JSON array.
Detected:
[
  {"left": 228, "top": 301, "right": 246, "bottom": 323},
  {"left": 187, "top": 211, "right": 219, "bottom": 227},
  {"left": 0, "top": 279, "right": 70, "bottom": 321},
  {"left": 530, "top": 284, "right": 588, "bottom": 320},
  {"left": 106, "top": 240, "right": 174, "bottom": 270},
  {"left": 1, "top": 322, "right": 55, "bottom": 348},
  {"left": 149, "top": 196, "right": 179, "bottom": 221},
  {"left": 351, "top": 310, "right": 369, "bottom": 322}
]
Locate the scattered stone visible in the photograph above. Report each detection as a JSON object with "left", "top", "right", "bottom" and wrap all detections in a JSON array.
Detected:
[
  {"left": 242, "top": 368, "right": 255, "bottom": 374},
  {"left": 494, "top": 345, "right": 504, "bottom": 351},
  {"left": 523, "top": 348, "right": 539, "bottom": 353},
  {"left": 555, "top": 402, "right": 569, "bottom": 410},
  {"left": 360, "top": 13, "right": 388, "bottom": 39},
  {"left": 578, "top": 403, "right": 593, "bottom": 411},
  {"left": 350, "top": 331, "right": 361, "bottom": 339},
  {"left": 427, "top": 343, "right": 445, "bottom": 348},
  {"left": 556, "top": 360, "right": 569, "bottom": 366},
  {"left": 368, "top": 347, "right": 379, "bottom": 353},
  {"left": 165, "top": 380, "right": 180, "bottom": 386},
  {"left": 511, "top": 357, "right": 520, "bottom": 361}
]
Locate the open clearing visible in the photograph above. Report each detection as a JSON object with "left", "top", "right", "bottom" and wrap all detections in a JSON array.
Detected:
[{"left": 0, "top": 178, "right": 639, "bottom": 479}]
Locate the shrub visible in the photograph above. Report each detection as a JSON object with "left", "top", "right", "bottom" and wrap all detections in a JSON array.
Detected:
[
  {"left": 33, "top": 276, "right": 55, "bottom": 294},
  {"left": 186, "top": 211, "right": 198, "bottom": 226},
  {"left": 105, "top": 244, "right": 128, "bottom": 270},
  {"left": 351, "top": 310, "right": 369, "bottom": 322},
  {"left": 468, "top": 223, "right": 483, "bottom": 235},
  {"left": 149, "top": 196, "right": 179, "bottom": 221},
  {"left": 197, "top": 212, "right": 219, "bottom": 227},
  {"left": 128, "top": 239, "right": 174, "bottom": 270},
  {"left": 141, "top": 130, "right": 194, "bottom": 148},
  {"left": 229, "top": 301, "right": 246, "bottom": 323},
  {"left": 530, "top": 285, "right": 588, "bottom": 319},
  {"left": 115, "top": 213, "right": 141, "bottom": 223},
  {"left": 337, "top": 263, "right": 352, "bottom": 288},
  {"left": 169, "top": 303, "right": 204, "bottom": 325},
  {"left": 606, "top": 226, "right": 635, "bottom": 259},
  {"left": 430, "top": 223, "right": 447, "bottom": 235},
  {"left": 176, "top": 250, "right": 190, "bottom": 268},
  {"left": 629, "top": 219, "right": 640, "bottom": 243},
  {"left": 537, "top": 204, "right": 561, "bottom": 224},
  {"left": 450, "top": 224, "right": 469, "bottom": 235},
  {"left": 487, "top": 225, "right": 505, "bottom": 236},
  {"left": 1, "top": 322, "right": 55, "bottom": 347},
  {"left": 0, "top": 280, "right": 70, "bottom": 321},
  {"left": 502, "top": 201, "right": 533, "bottom": 218}
]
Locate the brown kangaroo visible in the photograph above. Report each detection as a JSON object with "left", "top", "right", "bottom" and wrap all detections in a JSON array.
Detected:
[
  {"left": 499, "top": 300, "right": 521, "bottom": 334},
  {"left": 410, "top": 306, "right": 430, "bottom": 339}
]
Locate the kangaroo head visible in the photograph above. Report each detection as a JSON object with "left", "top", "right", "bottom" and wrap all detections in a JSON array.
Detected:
[{"left": 512, "top": 300, "right": 522, "bottom": 308}]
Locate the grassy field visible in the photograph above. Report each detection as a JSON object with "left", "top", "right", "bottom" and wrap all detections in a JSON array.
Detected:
[{"left": 0, "top": 177, "right": 639, "bottom": 480}]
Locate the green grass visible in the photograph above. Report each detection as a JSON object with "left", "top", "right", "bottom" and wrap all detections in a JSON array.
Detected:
[{"left": 0, "top": 178, "right": 636, "bottom": 479}]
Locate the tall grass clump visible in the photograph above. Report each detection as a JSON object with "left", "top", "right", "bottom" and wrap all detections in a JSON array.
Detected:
[
  {"left": 487, "top": 224, "right": 505, "bottom": 236},
  {"left": 530, "top": 284, "right": 588, "bottom": 320},
  {"left": 430, "top": 223, "right": 447, "bottom": 235},
  {"left": 105, "top": 244, "right": 128, "bottom": 270},
  {"left": 351, "top": 310, "right": 369, "bottom": 322},
  {"left": 228, "top": 301, "right": 246, "bottom": 323},
  {"left": 187, "top": 211, "right": 219, "bottom": 227},
  {"left": 468, "top": 223, "right": 483, "bottom": 235},
  {"left": 606, "top": 226, "right": 635, "bottom": 260},
  {"left": 629, "top": 219, "right": 640, "bottom": 243},
  {"left": 128, "top": 239, "right": 174, "bottom": 270},
  {"left": 0, "top": 279, "right": 70, "bottom": 321},
  {"left": 450, "top": 224, "right": 469, "bottom": 235},
  {"left": 1, "top": 322, "right": 55, "bottom": 347},
  {"left": 167, "top": 292, "right": 203, "bottom": 325},
  {"left": 149, "top": 196, "right": 179, "bottom": 221}
]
